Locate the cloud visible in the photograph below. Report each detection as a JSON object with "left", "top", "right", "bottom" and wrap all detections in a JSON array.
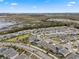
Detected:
[
  {"left": 69, "top": 1, "right": 76, "bottom": 4},
  {"left": 11, "top": 3, "right": 18, "bottom": 6},
  {"left": 67, "top": 4, "right": 74, "bottom": 7},
  {"left": 0, "top": 0, "right": 4, "bottom": 2},
  {"left": 67, "top": 1, "right": 76, "bottom": 7},
  {"left": 10, "top": 3, "right": 18, "bottom": 8}
]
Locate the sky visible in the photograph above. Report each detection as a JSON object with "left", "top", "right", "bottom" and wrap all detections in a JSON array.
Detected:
[{"left": 0, "top": 0, "right": 79, "bottom": 13}]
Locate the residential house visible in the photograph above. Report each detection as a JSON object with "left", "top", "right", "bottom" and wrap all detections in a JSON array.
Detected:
[
  {"left": 65, "top": 53, "right": 79, "bottom": 59},
  {"left": 15, "top": 54, "right": 28, "bottom": 59},
  {"left": 3, "top": 48, "right": 19, "bottom": 59},
  {"left": 58, "top": 48, "right": 70, "bottom": 57}
]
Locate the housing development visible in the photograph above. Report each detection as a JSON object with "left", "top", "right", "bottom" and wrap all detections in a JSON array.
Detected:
[{"left": 0, "top": 13, "right": 79, "bottom": 59}]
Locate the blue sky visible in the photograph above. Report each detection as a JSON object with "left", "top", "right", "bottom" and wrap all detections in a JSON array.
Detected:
[{"left": 0, "top": 0, "right": 79, "bottom": 13}]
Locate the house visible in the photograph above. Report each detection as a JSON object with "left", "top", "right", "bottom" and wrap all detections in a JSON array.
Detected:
[
  {"left": 58, "top": 48, "right": 70, "bottom": 57},
  {"left": 28, "top": 35, "right": 40, "bottom": 45},
  {"left": 15, "top": 54, "right": 28, "bottom": 59},
  {"left": 47, "top": 44, "right": 57, "bottom": 53},
  {"left": 65, "top": 53, "right": 79, "bottom": 59},
  {"left": 38, "top": 40, "right": 58, "bottom": 53},
  {"left": 65, "top": 42, "right": 73, "bottom": 52},
  {"left": 0, "top": 47, "right": 8, "bottom": 55},
  {"left": 3, "top": 48, "right": 19, "bottom": 59},
  {"left": 28, "top": 35, "right": 37, "bottom": 43},
  {"left": 38, "top": 40, "right": 49, "bottom": 49}
]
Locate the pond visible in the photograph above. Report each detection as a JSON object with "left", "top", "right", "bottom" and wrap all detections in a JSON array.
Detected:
[{"left": 0, "top": 20, "right": 16, "bottom": 29}]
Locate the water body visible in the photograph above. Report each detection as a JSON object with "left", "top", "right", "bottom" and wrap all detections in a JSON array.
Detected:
[{"left": 0, "top": 20, "right": 16, "bottom": 29}]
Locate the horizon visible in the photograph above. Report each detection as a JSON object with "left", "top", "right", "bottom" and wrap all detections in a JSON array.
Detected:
[
  {"left": 0, "top": 0, "right": 79, "bottom": 13},
  {"left": 0, "top": 12, "right": 79, "bottom": 14}
]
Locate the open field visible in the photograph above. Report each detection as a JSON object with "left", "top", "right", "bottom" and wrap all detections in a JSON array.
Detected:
[{"left": 1, "top": 34, "right": 31, "bottom": 43}]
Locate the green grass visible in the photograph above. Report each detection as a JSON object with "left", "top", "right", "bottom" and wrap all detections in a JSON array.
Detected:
[
  {"left": 4, "top": 34, "right": 31, "bottom": 43},
  {"left": 52, "top": 37, "right": 61, "bottom": 44}
]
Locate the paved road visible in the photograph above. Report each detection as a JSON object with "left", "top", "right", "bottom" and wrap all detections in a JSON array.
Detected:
[
  {"left": 0, "top": 42, "right": 54, "bottom": 59},
  {"left": 30, "top": 45, "right": 58, "bottom": 59}
]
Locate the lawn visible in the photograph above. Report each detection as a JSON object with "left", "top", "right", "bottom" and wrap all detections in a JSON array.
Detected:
[
  {"left": 52, "top": 37, "right": 61, "bottom": 44},
  {"left": 5, "top": 34, "right": 31, "bottom": 43}
]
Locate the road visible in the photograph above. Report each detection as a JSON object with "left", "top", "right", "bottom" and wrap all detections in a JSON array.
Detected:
[{"left": 30, "top": 45, "right": 58, "bottom": 59}]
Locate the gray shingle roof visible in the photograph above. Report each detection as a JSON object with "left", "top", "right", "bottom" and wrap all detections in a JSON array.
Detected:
[
  {"left": 59, "top": 48, "right": 70, "bottom": 57},
  {"left": 0, "top": 47, "right": 8, "bottom": 54},
  {"left": 66, "top": 53, "right": 79, "bottom": 59},
  {"left": 3, "top": 48, "right": 18, "bottom": 58},
  {"left": 15, "top": 54, "right": 28, "bottom": 59}
]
